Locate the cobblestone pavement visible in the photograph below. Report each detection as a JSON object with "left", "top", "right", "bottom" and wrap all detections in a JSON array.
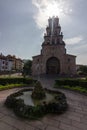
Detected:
[{"left": 0, "top": 76, "right": 87, "bottom": 130}]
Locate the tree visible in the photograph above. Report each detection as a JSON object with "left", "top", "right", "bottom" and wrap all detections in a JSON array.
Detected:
[
  {"left": 23, "top": 60, "right": 32, "bottom": 76},
  {"left": 78, "top": 65, "right": 87, "bottom": 75}
]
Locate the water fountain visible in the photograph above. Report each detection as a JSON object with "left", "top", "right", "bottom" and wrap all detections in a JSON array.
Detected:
[{"left": 5, "top": 81, "right": 68, "bottom": 120}]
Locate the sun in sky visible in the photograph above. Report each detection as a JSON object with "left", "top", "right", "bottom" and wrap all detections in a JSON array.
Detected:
[
  {"left": 32, "top": 0, "right": 72, "bottom": 28},
  {"left": 43, "top": 1, "right": 63, "bottom": 17}
]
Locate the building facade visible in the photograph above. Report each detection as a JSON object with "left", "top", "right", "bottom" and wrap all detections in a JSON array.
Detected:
[
  {"left": 0, "top": 54, "right": 13, "bottom": 72},
  {"left": 32, "top": 16, "right": 76, "bottom": 76},
  {"left": 0, "top": 54, "right": 24, "bottom": 73}
]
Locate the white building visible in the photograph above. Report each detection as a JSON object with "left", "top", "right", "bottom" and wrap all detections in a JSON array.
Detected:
[
  {"left": 0, "top": 54, "right": 24, "bottom": 73},
  {"left": 0, "top": 54, "right": 13, "bottom": 72}
]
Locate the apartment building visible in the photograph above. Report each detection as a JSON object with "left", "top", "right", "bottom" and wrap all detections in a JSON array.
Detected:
[
  {"left": 0, "top": 54, "right": 12, "bottom": 72},
  {"left": 0, "top": 54, "right": 24, "bottom": 73}
]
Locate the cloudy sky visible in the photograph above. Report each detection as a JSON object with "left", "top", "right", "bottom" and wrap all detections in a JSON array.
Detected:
[{"left": 0, "top": 0, "right": 87, "bottom": 65}]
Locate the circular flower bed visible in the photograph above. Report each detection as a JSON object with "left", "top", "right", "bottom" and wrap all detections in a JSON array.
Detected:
[{"left": 5, "top": 88, "right": 68, "bottom": 120}]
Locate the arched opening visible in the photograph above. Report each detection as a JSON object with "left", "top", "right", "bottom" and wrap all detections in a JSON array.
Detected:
[{"left": 46, "top": 57, "right": 60, "bottom": 74}]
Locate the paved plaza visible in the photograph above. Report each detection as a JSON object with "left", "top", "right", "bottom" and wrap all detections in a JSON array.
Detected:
[{"left": 0, "top": 77, "right": 87, "bottom": 130}]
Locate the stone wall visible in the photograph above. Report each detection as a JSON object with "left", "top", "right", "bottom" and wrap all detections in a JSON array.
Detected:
[{"left": 32, "top": 44, "right": 76, "bottom": 76}]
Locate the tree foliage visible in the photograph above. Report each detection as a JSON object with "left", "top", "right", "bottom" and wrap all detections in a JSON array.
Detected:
[
  {"left": 23, "top": 60, "right": 32, "bottom": 76},
  {"left": 78, "top": 65, "right": 87, "bottom": 75}
]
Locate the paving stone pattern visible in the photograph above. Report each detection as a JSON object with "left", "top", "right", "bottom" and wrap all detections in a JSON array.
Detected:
[{"left": 0, "top": 76, "right": 87, "bottom": 130}]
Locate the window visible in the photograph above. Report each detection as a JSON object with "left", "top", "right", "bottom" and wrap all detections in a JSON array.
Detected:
[
  {"left": 68, "top": 58, "right": 70, "bottom": 62},
  {"left": 6, "top": 62, "right": 8, "bottom": 65},
  {"left": 68, "top": 66, "right": 70, "bottom": 70},
  {"left": 5, "top": 67, "right": 7, "bottom": 69},
  {"left": 37, "top": 59, "right": 39, "bottom": 62}
]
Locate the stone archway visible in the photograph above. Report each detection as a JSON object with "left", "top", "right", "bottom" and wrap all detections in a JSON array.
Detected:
[{"left": 46, "top": 57, "right": 60, "bottom": 74}]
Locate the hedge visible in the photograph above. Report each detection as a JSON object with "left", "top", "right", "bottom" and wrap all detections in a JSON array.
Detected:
[
  {"left": 55, "top": 79, "right": 87, "bottom": 89},
  {"left": 0, "top": 77, "right": 36, "bottom": 86}
]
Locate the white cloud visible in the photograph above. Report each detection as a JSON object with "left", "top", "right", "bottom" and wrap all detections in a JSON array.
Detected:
[
  {"left": 65, "top": 36, "right": 83, "bottom": 45},
  {"left": 32, "top": 0, "right": 73, "bottom": 29}
]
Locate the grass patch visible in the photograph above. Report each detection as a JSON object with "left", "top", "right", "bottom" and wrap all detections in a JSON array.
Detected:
[
  {"left": 55, "top": 78, "right": 87, "bottom": 94},
  {"left": 63, "top": 86, "right": 87, "bottom": 93},
  {"left": 0, "top": 77, "right": 37, "bottom": 91},
  {"left": 55, "top": 85, "right": 87, "bottom": 94},
  {"left": 0, "top": 83, "right": 28, "bottom": 91}
]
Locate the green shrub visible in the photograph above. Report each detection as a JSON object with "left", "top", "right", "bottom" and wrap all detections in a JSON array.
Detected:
[
  {"left": 0, "top": 84, "right": 25, "bottom": 91},
  {"left": 55, "top": 79, "right": 87, "bottom": 89},
  {"left": 31, "top": 81, "right": 46, "bottom": 100},
  {"left": 0, "top": 77, "right": 35, "bottom": 85},
  {"left": 55, "top": 85, "right": 87, "bottom": 94},
  {"left": 4, "top": 92, "right": 23, "bottom": 108},
  {"left": 79, "top": 80, "right": 87, "bottom": 88}
]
